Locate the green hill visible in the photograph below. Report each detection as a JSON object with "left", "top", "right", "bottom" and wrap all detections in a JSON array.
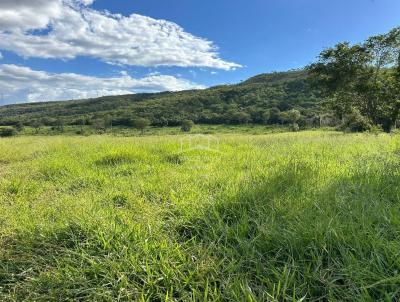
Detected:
[{"left": 0, "top": 70, "right": 322, "bottom": 128}]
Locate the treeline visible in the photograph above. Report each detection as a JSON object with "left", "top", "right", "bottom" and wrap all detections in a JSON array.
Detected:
[
  {"left": 1, "top": 27, "right": 399, "bottom": 133},
  {"left": 0, "top": 70, "right": 324, "bottom": 131}
]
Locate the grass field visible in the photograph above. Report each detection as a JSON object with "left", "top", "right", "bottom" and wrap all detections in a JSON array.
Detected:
[
  {"left": 18, "top": 124, "right": 290, "bottom": 137},
  {"left": 1, "top": 131, "right": 400, "bottom": 301}
]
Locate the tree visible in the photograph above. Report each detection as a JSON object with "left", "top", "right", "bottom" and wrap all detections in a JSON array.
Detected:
[
  {"left": 55, "top": 119, "right": 64, "bottom": 132},
  {"left": 308, "top": 27, "right": 400, "bottom": 132},
  {"left": 78, "top": 117, "right": 86, "bottom": 134},
  {"left": 14, "top": 121, "right": 24, "bottom": 132},
  {"left": 156, "top": 116, "right": 169, "bottom": 127},
  {"left": 181, "top": 120, "right": 194, "bottom": 132},
  {"left": 288, "top": 109, "right": 301, "bottom": 131},
  {"left": 104, "top": 114, "right": 113, "bottom": 130},
  {"left": 288, "top": 109, "right": 301, "bottom": 124},
  {"left": 91, "top": 118, "right": 106, "bottom": 133},
  {"left": 133, "top": 118, "right": 151, "bottom": 135},
  {"left": 340, "top": 109, "right": 372, "bottom": 132},
  {"left": 32, "top": 121, "right": 43, "bottom": 134},
  {"left": 290, "top": 123, "right": 300, "bottom": 132},
  {"left": 224, "top": 110, "right": 251, "bottom": 124},
  {"left": 266, "top": 108, "right": 281, "bottom": 124},
  {"left": 0, "top": 127, "right": 16, "bottom": 137},
  {"left": 262, "top": 111, "right": 271, "bottom": 125},
  {"left": 235, "top": 112, "right": 251, "bottom": 124},
  {"left": 277, "top": 100, "right": 292, "bottom": 111}
]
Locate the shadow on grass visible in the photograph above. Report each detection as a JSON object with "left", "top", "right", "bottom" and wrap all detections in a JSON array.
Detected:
[
  {"left": 2, "top": 158, "right": 400, "bottom": 301},
  {"left": 175, "top": 159, "right": 400, "bottom": 301},
  {"left": 0, "top": 218, "right": 212, "bottom": 301}
]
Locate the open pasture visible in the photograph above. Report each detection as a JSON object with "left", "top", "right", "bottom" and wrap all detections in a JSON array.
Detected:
[{"left": 1, "top": 131, "right": 400, "bottom": 301}]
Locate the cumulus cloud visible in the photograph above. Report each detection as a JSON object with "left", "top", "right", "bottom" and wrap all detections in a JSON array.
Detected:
[
  {"left": 0, "top": 0, "right": 240, "bottom": 70},
  {"left": 0, "top": 64, "right": 205, "bottom": 104},
  {"left": 0, "top": 0, "right": 62, "bottom": 31},
  {"left": 75, "top": 0, "right": 95, "bottom": 5}
]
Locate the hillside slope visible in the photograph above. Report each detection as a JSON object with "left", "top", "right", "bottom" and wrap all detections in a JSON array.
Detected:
[{"left": 0, "top": 70, "right": 322, "bottom": 127}]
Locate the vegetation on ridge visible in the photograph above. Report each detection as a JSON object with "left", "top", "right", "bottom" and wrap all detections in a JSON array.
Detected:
[
  {"left": 0, "top": 70, "right": 323, "bottom": 131},
  {"left": 1, "top": 27, "right": 400, "bottom": 135}
]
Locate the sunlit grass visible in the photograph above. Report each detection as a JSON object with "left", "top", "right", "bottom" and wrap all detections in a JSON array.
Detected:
[
  {"left": 18, "top": 124, "right": 290, "bottom": 137},
  {"left": 1, "top": 131, "right": 400, "bottom": 301}
]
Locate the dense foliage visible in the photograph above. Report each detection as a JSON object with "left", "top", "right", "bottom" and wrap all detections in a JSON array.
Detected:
[
  {"left": 0, "top": 70, "right": 323, "bottom": 129},
  {"left": 308, "top": 27, "right": 400, "bottom": 132},
  {"left": 0, "top": 127, "right": 16, "bottom": 137}
]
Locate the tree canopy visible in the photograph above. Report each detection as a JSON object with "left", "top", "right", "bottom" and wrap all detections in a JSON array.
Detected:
[
  {"left": 0, "top": 70, "right": 322, "bottom": 129},
  {"left": 308, "top": 27, "right": 400, "bottom": 132}
]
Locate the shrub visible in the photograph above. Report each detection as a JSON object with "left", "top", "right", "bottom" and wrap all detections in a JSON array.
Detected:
[
  {"left": 133, "top": 118, "right": 151, "bottom": 135},
  {"left": 390, "top": 128, "right": 400, "bottom": 135},
  {"left": 368, "top": 125, "right": 384, "bottom": 135},
  {"left": 91, "top": 119, "right": 106, "bottom": 133},
  {"left": 288, "top": 109, "right": 301, "bottom": 124},
  {"left": 290, "top": 123, "right": 300, "bottom": 132},
  {"left": 14, "top": 121, "right": 24, "bottom": 132},
  {"left": 181, "top": 120, "right": 195, "bottom": 132},
  {"left": 339, "top": 110, "right": 371, "bottom": 132},
  {"left": 266, "top": 107, "right": 281, "bottom": 124},
  {"left": 31, "top": 121, "right": 43, "bottom": 133},
  {"left": 0, "top": 127, "right": 17, "bottom": 137}
]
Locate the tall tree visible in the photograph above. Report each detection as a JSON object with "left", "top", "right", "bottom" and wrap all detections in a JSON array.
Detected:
[
  {"left": 288, "top": 109, "right": 301, "bottom": 131},
  {"left": 133, "top": 118, "right": 151, "bottom": 135},
  {"left": 308, "top": 27, "right": 400, "bottom": 132}
]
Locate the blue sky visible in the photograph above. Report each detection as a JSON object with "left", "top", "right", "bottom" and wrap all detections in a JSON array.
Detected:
[{"left": 0, "top": 0, "right": 399, "bottom": 104}]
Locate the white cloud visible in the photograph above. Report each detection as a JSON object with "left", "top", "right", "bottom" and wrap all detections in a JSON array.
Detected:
[
  {"left": 0, "top": 0, "right": 240, "bottom": 70},
  {"left": 0, "top": 0, "right": 63, "bottom": 32},
  {"left": 0, "top": 64, "right": 205, "bottom": 104},
  {"left": 75, "top": 0, "right": 94, "bottom": 5}
]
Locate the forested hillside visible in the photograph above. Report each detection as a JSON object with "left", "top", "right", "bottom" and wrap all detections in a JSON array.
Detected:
[
  {"left": 5, "top": 21, "right": 399, "bottom": 135},
  {"left": 0, "top": 70, "right": 323, "bottom": 128}
]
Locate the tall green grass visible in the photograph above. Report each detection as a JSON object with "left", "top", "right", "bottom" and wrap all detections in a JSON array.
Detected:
[
  {"left": 18, "top": 124, "right": 289, "bottom": 137},
  {"left": 0, "top": 131, "right": 399, "bottom": 301}
]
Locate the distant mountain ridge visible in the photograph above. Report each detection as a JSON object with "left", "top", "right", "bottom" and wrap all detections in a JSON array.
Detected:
[{"left": 0, "top": 70, "right": 322, "bottom": 127}]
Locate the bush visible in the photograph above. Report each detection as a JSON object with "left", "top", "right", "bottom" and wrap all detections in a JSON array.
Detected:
[
  {"left": 0, "top": 127, "right": 17, "bottom": 137},
  {"left": 368, "top": 125, "right": 383, "bottom": 135},
  {"left": 339, "top": 111, "right": 371, "bottom": 132},
  {"left": 14, "top": 122, "right": 24, "bottom": 132},
  {"left": 181, "top": 120, "right": 195, "bottom": 132},
  {"left": 390, "top": 128, "right": 400, "bottom": 135},
  {"left": 290, "top": 123, "right": 300, "bottom": 132},
  {"left": 133, "top": 118, "right": 151, "bottom": 134},
  {"left": 266, "top": 108, "right": 281, "bottom": 124},
  {"left": 91, "top": 119, "right": 106, "bottom": 133}
]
